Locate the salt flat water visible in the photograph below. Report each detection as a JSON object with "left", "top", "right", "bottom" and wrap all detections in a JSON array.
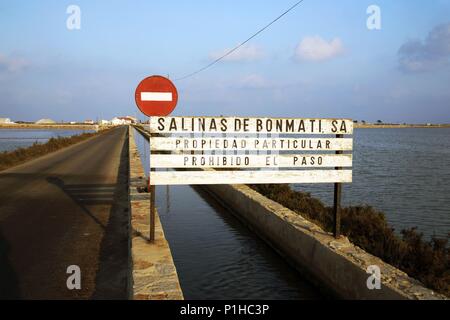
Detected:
[
  {"left": 0, "top": 129, "right": 95, "bottom": 152},
  {"left": 293, "top": 128, "right": 450, "bottom": 240}
]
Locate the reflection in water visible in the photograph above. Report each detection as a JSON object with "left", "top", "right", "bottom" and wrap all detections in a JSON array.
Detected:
[
  {"left": 156, "top": 184, "right": 323, "bottom": 300},
  {"left": 133, "top": 129, "right": 324, "bottom": 299}
]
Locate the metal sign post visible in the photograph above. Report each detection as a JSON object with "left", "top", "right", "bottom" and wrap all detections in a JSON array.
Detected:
[
  {"left": 333, "top": 134, "right": 344, "bottom": 238},
  {"left": 149, "top": 117, "right": 156, "bottom": 242},
  {"left": 150, "top": 184, "right": 155, "bottom": 242},
  {"left": 134, "top": 75, "right": 179, "bottom": 243}
]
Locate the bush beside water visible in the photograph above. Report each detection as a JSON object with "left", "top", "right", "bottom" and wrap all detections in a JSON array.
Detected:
[
  {"left": 249, "top": 184, "right": 449, "bottom": 297},
  {"left": 0, "top": 131, "right": 100, "bottom": 171}
]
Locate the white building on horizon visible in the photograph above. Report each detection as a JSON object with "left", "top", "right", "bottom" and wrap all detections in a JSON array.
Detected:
[
  {"left": 0, "top": 118, "right": 15, "bottom": 124},
  {"left": 98, "top": 119, "right": 111, "bottom": 125},
  {"left": 111, "top": 116, "right": 136, "bottom": 125}
]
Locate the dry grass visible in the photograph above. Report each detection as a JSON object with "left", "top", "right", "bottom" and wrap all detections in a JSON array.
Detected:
[{"left": 249, "top": 183, "right": 449, "bottom": 297}]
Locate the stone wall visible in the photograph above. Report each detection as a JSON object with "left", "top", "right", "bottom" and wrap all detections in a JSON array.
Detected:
[
  {"left": 202, "top": 184, "right": 446, "bottom": 300},
  {"left": 128, "top": 127, "right": 183, "bottom": 300}
]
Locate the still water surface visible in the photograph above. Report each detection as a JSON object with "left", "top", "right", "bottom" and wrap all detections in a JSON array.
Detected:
[
  {"left": 293, "top": 128, "right": 450, "bottom": 240},
  {"left": 0, "top": 129, "right": 94, "bottom": 152}
]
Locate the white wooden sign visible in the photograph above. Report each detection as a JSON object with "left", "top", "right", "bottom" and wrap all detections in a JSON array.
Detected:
[
  {"left": 150, "top": 117, "right": 353, "bottom": 135},
  {"left": 149, "top": 170, "right": 352, "bottom": 185},
  {"left": 148, "top": 116, "right": 353, "bottom": 186},
  {"left": 150, "top": 154, "right": 352, "bottom": 168},
  {"left": 151, "top": 137, "right": 353, "bottom": 151}
]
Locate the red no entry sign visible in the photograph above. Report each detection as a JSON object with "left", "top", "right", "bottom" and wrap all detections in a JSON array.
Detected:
[{"left": 135, "top": 75, "right": 178, "bottom": 117}]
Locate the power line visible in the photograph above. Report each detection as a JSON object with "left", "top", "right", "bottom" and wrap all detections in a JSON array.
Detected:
[{"left": 174, "top": 0, "right": 306, "bottom": 81}]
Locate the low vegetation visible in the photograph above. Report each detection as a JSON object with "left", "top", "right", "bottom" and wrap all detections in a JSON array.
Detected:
[
  {"left": 0, "top": 131, "right": 102, "bottom": 171},
  {"left": 249, "top": 183, "right": 450, "bottom": 297}
]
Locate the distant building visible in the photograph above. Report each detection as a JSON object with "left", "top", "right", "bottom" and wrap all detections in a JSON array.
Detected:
[
  {"left": 0, "top": 118, "right": 14, "bottom": 124},
  {"left": 98, "top": 119, "right": 110, "bottom": 125},
  {"left": 84, "top": 119, "right": 94, "bottom": 124},
  {"left": 111, "top": 116, "right": 136, "bottom": 125},
  {"left": 35, "top": 119, "right": 56, "bottom": 124},
  {"left": 125, "top": 116, "right": 137, "bottom": 123},
  {"left": 111, "top": 117, "right": 126, "bottom": 125}
]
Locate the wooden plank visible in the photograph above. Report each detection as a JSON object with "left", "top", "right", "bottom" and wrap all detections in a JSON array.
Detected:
[
  {"left": 150, "top": 116, "right": 353, "bottom": 135},
  {"left": 150, "top": 154, "right": 352, "bottom": 168},
  {"left": 149, "top": 170, "right": 352, "bottom": 185},
  {"left": 150, "top": 137, "right": 353, "bottom": 151}
]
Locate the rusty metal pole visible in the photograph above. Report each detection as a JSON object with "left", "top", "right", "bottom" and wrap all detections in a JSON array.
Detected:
[
  {"left": 150, "top": 184, "right": 155, "bottom": 242},
  {"left": 149, "top": 117, "right": 155, "bottom": 242},
  {"left": 333, "top": 134, "right": 343, "bottom": 238}
]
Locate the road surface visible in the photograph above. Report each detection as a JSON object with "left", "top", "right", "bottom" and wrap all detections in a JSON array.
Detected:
[{"left": 0, "top": 126, "right": 129, "bottom": 299}]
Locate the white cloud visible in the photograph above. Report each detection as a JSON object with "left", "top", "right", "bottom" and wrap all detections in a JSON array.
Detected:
[
  {"left": 294, "top": 36, "right": 344, "bottom": 62},
  {"left": 238, "top": 74, "right": 270, "bottom": 89},
  {"left": 209, "top": 44, "right": 264, "bottom": 62},
  {"left": 0, "top": 53, "right": 29, "bottom": 73},
  {"left": 398, "top": 23, "right": 450, "bottom": 72}
]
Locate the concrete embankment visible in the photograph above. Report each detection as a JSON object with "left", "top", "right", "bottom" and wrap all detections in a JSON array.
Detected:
[
  {"left": 202, "top": 184, "right": 445, "bottom": 300},
  {"left": 127, "top": 127, "right": 183, "bottom": 300}
]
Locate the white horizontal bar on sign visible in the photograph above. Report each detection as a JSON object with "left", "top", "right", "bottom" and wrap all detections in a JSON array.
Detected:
[
  {"left": 149, "top": 170, "right": 352, "bottom": 185},
  {"left": 150, "top": 137, "right": 353, "bottom": 151},
  {"left": 149, "top": 117, "right": 353, "bottom": 135},
  {"left": 150, "top": 154, "right": 352, "bottom": 168},
  {"left": 141, "top": 92, "right": 173, "bottom": 102}
]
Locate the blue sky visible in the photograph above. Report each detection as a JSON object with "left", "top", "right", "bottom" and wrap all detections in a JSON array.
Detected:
[{"left": 1, "top": 0, "right": 450, "bottom": 123}]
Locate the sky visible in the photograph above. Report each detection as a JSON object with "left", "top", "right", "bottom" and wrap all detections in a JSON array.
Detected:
[{"left": 0, "top": 0, "right": 450, "bottom": 123}]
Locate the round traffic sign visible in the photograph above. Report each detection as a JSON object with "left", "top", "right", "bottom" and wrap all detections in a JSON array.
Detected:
[{"left": 135, "top": 75, "right": 178, "bottom": 117}]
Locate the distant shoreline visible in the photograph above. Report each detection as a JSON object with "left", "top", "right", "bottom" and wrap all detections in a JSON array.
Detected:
[
  {"left": 0, "top": 123, "right": 108, "bottom": 130},
  {"left": 355, "top": 124, "right": 450, "bottom": 129},
  {"left": 2, "top": 123, "right": 449, "bottom": 130}
]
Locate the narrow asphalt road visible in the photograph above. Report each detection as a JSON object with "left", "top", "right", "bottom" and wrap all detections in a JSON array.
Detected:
[{"left": 0, "top": 126, "right": 129, "bottom": 299}]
